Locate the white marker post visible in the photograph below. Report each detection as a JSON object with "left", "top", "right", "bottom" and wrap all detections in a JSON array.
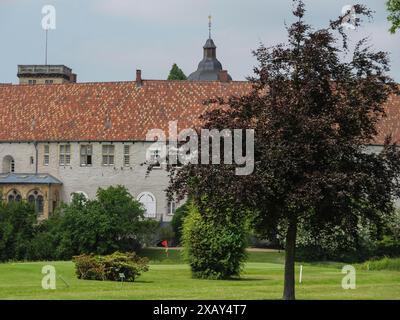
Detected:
[{"left": 299, "top": 265, "right": 303, "bottom": 284}]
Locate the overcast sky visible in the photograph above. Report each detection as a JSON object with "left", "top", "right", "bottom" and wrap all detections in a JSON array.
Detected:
[{"left": 0, "top": 0, "right": 399, "bottom": 83}]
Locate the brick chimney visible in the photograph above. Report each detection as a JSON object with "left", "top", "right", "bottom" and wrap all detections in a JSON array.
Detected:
[
  {"left": 70, "top": 73, "right": 77, "bottom": 83},
  {"left": 218, "top": 70, "right": 229, "bottom": 83},
  {"left": 136, "top": 69, "right": 143, "bottom": 87}
]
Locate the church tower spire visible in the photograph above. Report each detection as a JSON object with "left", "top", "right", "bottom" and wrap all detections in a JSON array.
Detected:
[{"left": 188, "top": 16, "right": 232, "bottom": 81}]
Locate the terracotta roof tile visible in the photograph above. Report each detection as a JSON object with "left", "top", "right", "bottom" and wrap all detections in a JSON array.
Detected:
[
  {"left": 0, "top": 81, "right": 398, "bottom": 145},
  {"left": 374, "top": 92, "right": 400, "bottom": 145},
  {"left": 0, "top": 81, "right": 250, "bottom": 142}
]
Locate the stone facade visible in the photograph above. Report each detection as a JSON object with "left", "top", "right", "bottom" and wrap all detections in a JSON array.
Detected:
[
  {"left": 0, "top": 141, "right": 177, "bottom": 222},
  {"left": 0, "top": 182, "right": 61, "bottom": 220},
  {"left": 17, "top": 65, "right": 77, "bottom": 85},
  {"left": 18, "top": 77, "right": 71, "bottom": 85}
]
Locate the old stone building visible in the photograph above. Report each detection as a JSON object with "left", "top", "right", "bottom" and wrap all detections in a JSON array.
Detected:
[
  {"left": 17, "top": 65, "right": 77, "bottom": 85},
  {"left": 0, "top": 32, "right": 399, "bottom": 223},
  {"left": 0, "top": 34, "right": 250, "bottom": 222}
]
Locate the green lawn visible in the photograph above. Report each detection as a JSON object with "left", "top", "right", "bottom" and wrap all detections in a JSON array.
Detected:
[{"left": 0, "top": 249, "right": 399, "bottom": 300}]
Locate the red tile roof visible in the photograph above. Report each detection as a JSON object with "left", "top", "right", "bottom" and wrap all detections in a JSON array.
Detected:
[
  {"left": 0, "top": 80, "right": 398, "bottom": 144},
  {"left": 374, "top": 92, "right": 400, "bottom": 145},
  {"left": 0, "top": 81, "right": 250, "bottom": 142}
]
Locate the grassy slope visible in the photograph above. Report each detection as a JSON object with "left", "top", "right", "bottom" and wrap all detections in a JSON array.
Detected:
[{"left": 0, "top": 249, "right": 399, "bottom": 300}]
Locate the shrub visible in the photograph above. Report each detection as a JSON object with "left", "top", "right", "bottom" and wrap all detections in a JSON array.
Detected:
[
  {"left": 182, "top": 203, "right": 249, "bottom": 280},
  {"left": 375, "top": 235, "right": 400, "bottom": 257},
  {"left": 295, "top": 223, "right": 362, "bottom": 262},
  {"left": 28, "top": 213, "right": 65, "bottom": 261},
  {"left": 102, "top": 252, "right": 149, "bottom": 281},
  {"left": 171, "top": 202, "right": 189, "bottom": 245},
  {"left": 73, "top": 252, "right": 149, "bottom": 282},
  {"left": 0, "top": 201, "right": 37, "bottom": 262},
  {"left": 72, "top": 254, "right": 105, "bottom": 281},
  {"left": 294, "top": 211, "right": 400, "bottom": 262},
  {"left": 360, "top": 257, "right": 400, "bottom": 271}
]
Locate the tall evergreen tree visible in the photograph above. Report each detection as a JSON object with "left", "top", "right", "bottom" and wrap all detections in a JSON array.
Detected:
[
  {"left": 168, "top": 64, "right": 187, "bottom": 80},
  {"left": 168, "top": 1, "right": 400, "bottom": 300}
]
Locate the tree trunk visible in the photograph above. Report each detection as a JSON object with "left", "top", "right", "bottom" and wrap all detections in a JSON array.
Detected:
[{"left": 283, "top": 217, "right": 297, "bottom": 300}]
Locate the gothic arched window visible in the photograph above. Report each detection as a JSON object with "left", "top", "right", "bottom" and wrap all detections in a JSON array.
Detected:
[
  {"left": 27, "top": 190, "right": 44, "bottom": 215},
  {"left": 7, "top": 189, "right": 21, "bottom": 203}
]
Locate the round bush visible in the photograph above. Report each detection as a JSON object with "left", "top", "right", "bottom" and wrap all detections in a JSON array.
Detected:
[
  {"left": 182, "top": 204, "right": 249, "bottom": 280},
  {"left": 73, "top": 252, "right": 149, "bottom": 282}
]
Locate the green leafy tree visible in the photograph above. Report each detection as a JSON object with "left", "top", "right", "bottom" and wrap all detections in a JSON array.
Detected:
[
  {"left": 31, "top": 186, "right": 158, "bottom": 260},
  {"left": 168, "top": 64, "right": 187, "bottom": 80},
  {"left": 0, "top": 201, "right": 37, "bottom": 261},
  {"left": 387, "top": 0, "right": 400, "bottom": 33},
  {"left": 295, "top": 220, "right": 380, "bottom": 262},
  {"left": 168, "top": 1, "right": 400, "bottom": 300}
]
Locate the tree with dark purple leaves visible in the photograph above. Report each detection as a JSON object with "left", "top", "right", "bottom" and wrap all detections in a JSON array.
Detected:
[{"left": 167, "top": 1, "right": 400, "bottom": 300}]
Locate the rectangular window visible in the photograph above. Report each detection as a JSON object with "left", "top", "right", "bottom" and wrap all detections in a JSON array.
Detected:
[
  {"left": 45, "top": 79, "right": 54, "bottom": 84},
  {"left": 44, "top": 145, "right": 49, "bottom": 166},
  {"left": 168, "top": 201, "right": 176, "bottom": 216},
  {"left": 80, "top": 145, "right": 93, "bottom": 166},
  {"left": 102, "top": 145, "right": 115, "bottom": 166},
  {"left": 28, "top": 79, "right": 36, "bottom": 85},
  {"left": 149, "top": 149, "right": 161, "bottom": 168},
  {"left": 59, "top": 144, "right": 71, "bottom": 166},
  {"left": 124, "top": 145, "right": 130, "bottom": 167},
  {"left": 169, "top": 147, "right": 183, "bottom": 168}
]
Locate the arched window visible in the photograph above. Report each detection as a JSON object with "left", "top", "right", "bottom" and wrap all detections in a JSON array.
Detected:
[
  {"left": 2, "top": 156, "right": 15, "bottom": 173},
  {"left": 7, "top": 189, "right": 21, "bottom": 203},
  {"left": 137, "top": 192, "right": 156, "bottom": 218},
  {"left": 27, "top": 190, "right": 44, "bottom": 215},
  {"left": 37, "top": 195, "right": 44, "bottom": 213}
]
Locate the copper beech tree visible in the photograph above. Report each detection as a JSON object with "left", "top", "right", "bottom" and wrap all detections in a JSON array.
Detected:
[{"left": 167, "top": 1, "right": 400, "bottom": 300}]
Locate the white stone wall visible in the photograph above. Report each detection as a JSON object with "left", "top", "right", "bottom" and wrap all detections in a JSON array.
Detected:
[
  {"left": 0, "top": 143, "right": 36, "bottom": 173},
  {"left": 1, "top": 142, "right": 398, "bottom": 220},
  {"left": 0, "top": 141, "right": 178, "bottom": 222}
]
